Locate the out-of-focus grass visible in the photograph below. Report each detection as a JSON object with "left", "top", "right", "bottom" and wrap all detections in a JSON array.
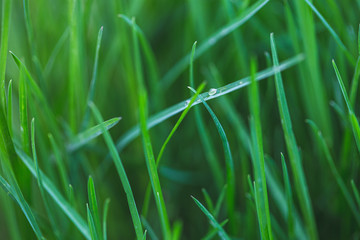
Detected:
[{"left": 0, "top": 0, "right": 360, "bottom": 239}]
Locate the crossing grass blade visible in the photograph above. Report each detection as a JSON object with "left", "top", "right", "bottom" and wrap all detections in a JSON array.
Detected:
[
  {"left": 332, "top": 60, "right": 360, "bottom": 154},
  {"left": 306, "top": 119, "right": 360, "bottom": 225},
  {"left": 0, "top": 0, "right": 12, "bottom": 108},
  {"left": 161, "top": 0, "right": 269, "bottom": 88},
  {"left": 113, "top": 54, "right": 304, "bottom": 154},
  {"left": 270, "top": 33, "right": 318, "bottom": 240},
  {"left": 248, "top": 59, "right": 273, "bottom": 240},
  {"left": 191, "top": 196, "right": 230, "bottom": 240},
  {"left": 189, "top": 86, "right": 235, "bottom": 232},
  {"left": 89, "top": 102, "right": 143, "bottom": 240}
]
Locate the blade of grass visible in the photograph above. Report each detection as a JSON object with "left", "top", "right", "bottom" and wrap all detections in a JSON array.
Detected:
[
  {"left": 81, "top": 26, "right": 104, "bottom": 130},
  {"left": 19, "top": 65, "right": 30, "bottom": 155},
  {"left": 171, "top": 220, "right": 183, "bottom": 240},
  {"left": 333, "top": 60, "right": 360, "bottom": 154},
  {"left": 87, "top": 204, "right": 100, "bottom": 240},
  {"left": 213, "top": 185, "right": 227, "bottom": 219},
  {"left": 88, "top": 176, "right": 102, "bottom": 240},
  {"left": 248, "top": 58, "right": 273, "bottom": 240},
  {"left": 306, "top": 119, "right": 360, "bottom": 225},
  {"left": 270, "top": 33, "right": 318, "bottom": 240},
  {"left": 202, "top": 188, "right": 215, "bottom": 214},
  {"left": 102, "top": 198, "right": 110, "bottom": 240},
  {"left": 281, "top": 154, "right": 295, "bottom": 239},
  {"left": 161, "top": 0, "right": 269, "bottom": 88},
  {"left": 191, "top": 196, "right": 230, "bottom": 240},
  {"left": 141, "top": 216, "right": 159, "bottom": 240},
  {"left": 0, "top": 0, "right": 12, "bottom": 109},
  {"left": 201, "top": 219, "right": 229, "bottom": 240},
  {"left": 31, "top": 118, "right": 60, "bottom": 239},
  {"left": 68, "top": 117, "right": 121, "bottom": 152},
  {"left": 89, "top": 102, "right": 143, "bottom": 240},
  {"left": 351, "top": 180, "right": 360, "bottom": 209},
  {"left": 132, "top": 16, "right": 171, "bottom": 239},
  {"left": 189, "top": 86, "right": 235, "bottom": 232},
  {"left": 15, "top": 146, "right": 90, "bottom": 239},
  {"left": 7, "top": 79, "right": 12, "bottom": 136},
  {"left": 304, "top": 0, "right": 355, "bottom": 65}
]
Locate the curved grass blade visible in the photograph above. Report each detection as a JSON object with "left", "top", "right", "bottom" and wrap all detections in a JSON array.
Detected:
[
  {"left": 141, "top": 83, "right": 205, "bottom": 218},
  {"left": 88, "top": 176, "right": 102, "bottom": 240},
  {"left": 102, "top": 199, "right": 110, "bottom": 240},
  {"left": 270, "top": 33, "right": 318, "bottom": 240},
  {"left": 189, "top": 86, "right": 235, "bottom": 231},
  {"left": 89, "top": 102, "right": 143, "bottom": 240},
  {"left": 161, "top": 0, "right": 269, "bottom": 88},
  {"left": 333, "top": 60, "right": 360, "bottom": 154},
  {"left": 68, "top": 117, "right": 121, "bottom": 152},
  {"left": 248, "top": 59, "right": 273, "bottom": 240},
  {"left": 15, "top": 146, "right": 90, "bottom": 239},
  {"left": 31, "top": 118, "right": 60, "bottom": 239},
  {"left": 304, "top": 0, "right": 355, "bottom": 65},
  {"left": 0, "top": 0, "right": 12, "bottom": 108},
  {"left": 306, "top": 119, "right": 360, "bottom": 225},
  {"left": 191, "top": 196, "right": 230, "bottom": 240},
  {"left": 82, "top": 26, "right": 104, "bottom": 130}
]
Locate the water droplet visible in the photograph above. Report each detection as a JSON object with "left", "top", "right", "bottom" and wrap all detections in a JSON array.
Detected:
[
  {"left": 208, "top": 88, "right": 217, "bottom": 96},
  {"left": 185, "top": 100, "right": 190, "bottom": 107},
  {"left": 239, "top": 81, "right": 243, "bottom": 85}
]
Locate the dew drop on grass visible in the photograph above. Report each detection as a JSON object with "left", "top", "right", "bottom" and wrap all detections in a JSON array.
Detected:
[
  {"left": 208, "top": 88, "right": 217, "bottom": 96},
  {"left": 185, "top": 100, "right": 190, "bottom": 107}
]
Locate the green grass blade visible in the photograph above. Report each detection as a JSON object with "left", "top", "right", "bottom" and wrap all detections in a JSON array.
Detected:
[
  {"left": 201, "top": 219, "right": 229, "bottom": 240},
  {"left": 102, "top": 199, "right": 110, "bottom": 240},
  {"left": 88, "top": 176, "right": 102, "bottom": 240},
  {"left": 15, "top": 146, "right": 90, "bottom": 239},
  {"left": 82, "top": 26, "right": 104, "bottom": 130},
  {"left": 68, "top": 117, "right": 121, "bottom": 152},
  {"left": 191, "top": 196, "right": 230, "bottom": 240},
  {"left": 202, "top": 188, "right": 215, "bottom": 214},
  {"left": 304, "top": 0, "right": 355, "bottom": 64},
  {"left": 270, "top": 33, "right": 318, "bottom": 240},
  {"left": 141, "top": 216, "right": 159, "bottom": 240},
  {"left": 188, "top": 86, "right": 235, "bottom": 232},
  {"left": 253, "top": 181, "right": 267, "bottom": 239},
  {"left": 89, "top": 102, "right": 143, "bottom": 240},
  {"left": 87, "top": 204, "right": 100, "bottom": 240},
  {"left": 7, "top": 79, "right": 12, "bottom": 136},
  {"left": 19, "top": 65, "right": 30, "bottom": 155},
  {"left": 281, "top": 154, "right": 295, "bottom": 239},
  {"left": 171, "top": 220, "right": 183, "bottom": 240},
  {"left": 0, "top": 0, "right": 12, "bottom": 108},
  {"left": 333, "top": 60, "right": 360, "bottom": 153},
  {"left": 161, "top": 0, "right": 269, "bottom": 88},
  {"left": 31, "top": 118, "right": 60, "bottom": 239},
  {"left": 213, "top": 185, "right": 227, "bottom": 218},
  {"left": 248, "top": 59, "right": 273, "bottom": 240},
  {"left": 306, "top": 119, "right": 360, "bottom": 225},
  {"left": 114, "top": 54, "right": 304, "bottom": 153}
]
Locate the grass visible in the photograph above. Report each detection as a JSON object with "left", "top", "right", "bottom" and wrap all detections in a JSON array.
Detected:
[{"left": 0, "top": 0, "right": 360, "bottom": 239}]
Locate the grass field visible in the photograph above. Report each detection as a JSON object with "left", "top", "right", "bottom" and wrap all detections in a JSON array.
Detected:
[{"left": 0, "top": 0, "right": 360, "bottom": 239}]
